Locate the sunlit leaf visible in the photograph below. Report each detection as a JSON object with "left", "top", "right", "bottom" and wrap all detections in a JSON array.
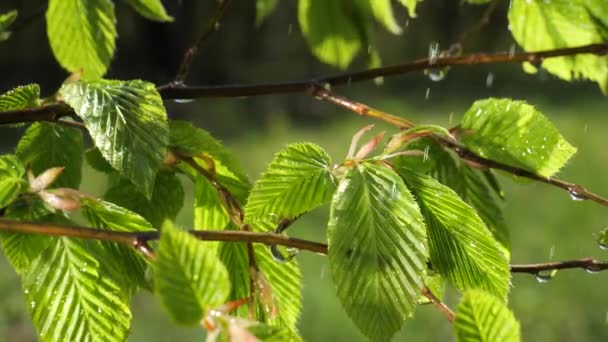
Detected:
[
  {"left": 328, "top": 162, "right": 428, "bottom": 340},
  {"left": 46, "top": 0, "right": 116, "bottom": 79},
  {"left": 508, "top": 0, "right": 608, "bottom": 92},
  {"left": 368, "top": 0, "right": 403, "bottom": 34},
  {"left": 155, "top": 222, "right": 230, "bottom": 325},
  {"left": 0, "top": 155, "right": 26, "bottom": 208},
  {"left": 245, "top": 143, "right": 336, "bottom": 223},
  {"left": 24, "top": 237, "right": 131, "bottom": 341},
  {"left": 0, "top": 84, "right": 40, "bottom": 111},
  {"left": 84, "top": 148, "right": 114, "bottom": 174},
  {"left": 16, "top": 122, "right": 83, "bottom": 189},
  {"left": 397, "top": 166, "right": 510, "bottom": 300},
  {"left": 61, "top": 79, "right": 169, "bottom": 197},
  {"left": 104, "top": 172, "right": 184, "bottom": 227},
  {"left": 455, "top": 290, "right": 521, "bottom": 342},
  {"left": 458, "top": 98, "right": 576, "bottom": 178},
  {"left": 125, "top": 0, "right": 173, "bottom": 22}
]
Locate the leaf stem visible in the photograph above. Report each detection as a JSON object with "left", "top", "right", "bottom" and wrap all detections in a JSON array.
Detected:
[{"left": 421, "top": 287, "right": 455, "bottom": 322}]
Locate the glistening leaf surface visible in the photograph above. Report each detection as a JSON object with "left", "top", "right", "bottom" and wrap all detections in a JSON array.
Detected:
[
  {"left": 24, "top": 238, "right": 131, "bottom": 342},
  {"left": 155, "top": 222, "right": 230, "bottom": 325},
  {"left": 459, "top": 98, "right": 576, "bottom": 178},
  {"left": 455, "top": 290, "right": 521, "bottom": 342},
  {"left": 0, "top": 84, "right": 40, "bottom": 110},
  {"left": 0, "top": 154, "right": 26, "bottom": 208},
  {"left": 508, "top": 0, "right": 608, "bottom": 92},
  {"left": 46, "top": 0, "right": 116, "bottom": 79},
  {"left": 397, "top": 167, "right": 510, "bottom": 300},
  {"left": 245, "top": 143, "right": 336, "bottom": 222},
  {"left": 328, "top": 162, "right": 428, "bottom": 341},
  {"left": 16, "top": 122, "right": 83, "bottom": 189},
  {"left": 61, "top": 80, "right": 169, "bottom": 197}
]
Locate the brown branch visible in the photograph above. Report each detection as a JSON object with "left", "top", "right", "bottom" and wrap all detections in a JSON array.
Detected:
[
  {"left": 421, "top": 287, "right": 455, "bottom": 322},
  {"left": 309, "top": 86, "right": 608, "bottom": 207},
  {"left": 157, "top": 43, "right": 608, "bottom": 99},
  {"left": 0, "top": 103, "right": 72, "bottom": 125},
  {"left": 511, "top": 257, "right": 608, "bottom": 274},
  {"left": 174, "top": 0, "right": 232, "bottom": 83}
]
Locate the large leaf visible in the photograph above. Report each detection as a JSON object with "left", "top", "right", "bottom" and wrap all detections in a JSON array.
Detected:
[
  {"left": 508, "top": 0, "right": 608, "bottom": 92},
  {"left": 125, "top": 0, "right": 173, "bottom": 22},
  {"left": 455, "top": 290, "right": 521, "bottom": 342},
  {"left": 81, "top": 198, "right": 155, "bottom": 290},
  {"left": 397, "top": 167, "right": 510, "bottom": 300},
  {"left": 46, "top": 0, "right": 116, "bottom": 79},
  {"left": 328, "top": 162, "right": 428, "bottom": 340},
  {"left": 298, "top": 0, "right": 363, "bottom": 69},
  {"left": 24, "top": 238, "right": 131, "bottom": 341},
  {"left": 458, "top": 98, "right": 576, "bottom": 178},
  {"left": 16, "top": 122, "right": 83, "bottom": 189},
  {"left": 0, "top": 154, "right": 26, "bottom": 208},
  {"left": 104, "top": 172, "right": 184, "bottom": 227},
  {"left": 155, "top": 222, "right": 230, "bottom": 325},
  {"left": 245, "top": 143, "right": 336, "bottom": 223},
  {"left": 0, "top": 84, "right": 40, "bottom": 110},
  {"left": 61, "top": 80, "right": 169, "bottom": 197}
]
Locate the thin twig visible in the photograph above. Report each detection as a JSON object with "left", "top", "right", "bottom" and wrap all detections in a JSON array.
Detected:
[
  {"left": 451, "top": 0, "right": 503, "bottom": 50},
  {"left": 511, "top": 257, "right": 608, "bottom": 274},
  {"left": 309, "top": 86, "right": 608, "bottom": 207},
  {"left": 174, "top": 0, "right": 232, "bottom": 83},
  {"left": 421, "top": 287, "right": 455, "bottom": 322},
  {"left": 157, "top": 43, "right": 608, "bottom": 99}
]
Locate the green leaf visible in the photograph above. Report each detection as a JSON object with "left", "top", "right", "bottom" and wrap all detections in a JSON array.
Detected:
[
  {"left": 396, "top": 0, "right": 421, "bottom": 17},
  {"left": 508, "top": 0, "right": 608, "bottom": 92},
  {"left": 104, "top": 172, "right": 184, "bottom": 227},
  {"left": 46, "top": 0, "right": 116, "bottom": 79},
  {"left": 397, "top": 166, "right": 510, "bottom": 300},
  {"left": 81, "top": 198, "right": 154, "bottom": 291},
  {"left": 218, "top": 239, "right": 250, "bottom": 314},
  {"left": 366, "top": 0, "right": 402, "bottom": 34},
  {"left": 298, "top": 0, "right": 363, "bottom": 69},
  {"left": 125, "top": 0, "right": 173, "bottom": 22},
  {"left": 61, "top": 79, "right": 169, "bottom": 197},
  {"left": 328, "top": 162, "right": 428, "bottom": 340},
  {"left": 245, "top": 143, "right": 336, "bottom": 222},
  {"left": 0, "top": 10, "right": 17, "bottom": 42},
  {"left": 0, "top": 84, "right": 40, "bottom": 110},
  {"left": 459, "top": 98, "right": 577, "bottom": 178},
  {"left": 16, "top": 122, "right": 83, "bottom": 189},
  {"left": 0, "top": 155, "right": 26, "bottom": 208},
  {"left": 256, "top": 0, "right": 279, "bottom": 25},
  {"left": 24, "top": 238, "right": 131, "bottom": 341},
  {"left": 84, "top": 148, "right": 115, "bottom": 173},
  {"left": 455, "top": 290, "right": 521, "bottom": 342},
  {"left": 155, "top": 222, "right": 230, "bottom": 325},
  {"left": 194, "top": 176, "right": 230, "bottom": 230},
  {"left": 1, "top": 199, "right": 56, "bottom": 273}
]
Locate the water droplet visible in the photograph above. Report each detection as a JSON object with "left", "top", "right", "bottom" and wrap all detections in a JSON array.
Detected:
[
  {"left": 486, "top": 72, "right": 495, "bottom": 88},
  {"left": 568, "top": 187, "right": 585, "bottom": 201},
  {"left": 30, "top": 301, "right": 36, "bottom": 308},
  {"left": 599, "top": 243, "right": 608, "bottom": 251},
  {"left": 173, "top": 98, "right": 194, "bottom": 104},
  {"left": 535, "top": 273, "right": 553, "bottom": 283},
  {"left": 425, "top": 68, "right": 449, "bottom": 82},
  {"left": 97, "top": 307, "right": 102, "bottom": 314},
  {"left": 270, "top": 245, "right": 299, "bottom": 263},
  {"left": 585, "top": 264, "right": 602, "bottom": 274},
  {"left": 428, "top": 41, "right": 440, "bottom": 65},
  {"left": 549, "top": 245, "right": 555, "bottom": 260},
  {"left": 425, "top": 88, "right": 431, "bottom": 100}
]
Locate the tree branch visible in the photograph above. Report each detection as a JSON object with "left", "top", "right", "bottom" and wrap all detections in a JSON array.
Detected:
[
  {"left": 510, "top": 257, "right": 608, "bottom": 274},
  {"left": 174, "top": 0, "right": 232, "bottom": 83}
]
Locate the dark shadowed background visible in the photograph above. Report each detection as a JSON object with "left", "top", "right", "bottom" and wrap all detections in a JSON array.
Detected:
[{"left": 1, "top": 0, "right": 607, "bottom": 341}]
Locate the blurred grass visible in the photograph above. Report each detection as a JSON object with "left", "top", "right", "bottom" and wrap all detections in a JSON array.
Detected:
[{"left": 1, "top": 95, "right": 608, "bottom": 341}]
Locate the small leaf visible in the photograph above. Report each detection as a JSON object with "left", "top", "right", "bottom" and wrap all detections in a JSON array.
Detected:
[
  {"left": 298, "top": 0, "right": 363, "bottom": 68},
  {"left": 84, "top": 148, "right": 114, "bottom": 173},
  {"left": 0, "top": 155, "right": 26, "bottom": 208},
  {"left": 16, "top": 123, "right": 83, "bottom": 189},
  {"left": 104, "top": 172, "right": 184, "bottom": 227},
  {"left": 396, "top": 0, "right": 421, "bottom": 17},
  {"left": 125, "top": 0, "right": 173, "bottom": 22},
  {"left": 328, "top": 162, "right": 428, "bottom": 340},
  {"left": 459, "top": 98, "right": 576, "bottom": 178},
  {"left": 455, "top": 290, "right": 521, "bottom": 342},
  {"left": 24, "top": 238, "right": 132, "bottom": 342},
  {"left": 61, "top": 79, "right": 169, "bottom": 197},
  {"left": 46, "top": 0, "right": 117, "bottom": 79},
  {"left": 397, "top": 166, "right": 510, "bottom": 300},
  {"left": 508, "top": 0, "right": 608, "bottom": 92},
  {"left": 256, "top": 0, "right": 279, "bottom": 26},
  {"left": 155, "top": 221, "right": 230, "bottom": 325},
  {"left": 0, "top": 84, "right": 40, "bottom": 110},
  {"left": 0, "top": 10, "right": 17, "bottom": 42},
  {"left": 245, "top": 143, "right": 336, "bottom": 222},
  {"left": 368, "top": 0, "right": 403, "bottom": 34}
]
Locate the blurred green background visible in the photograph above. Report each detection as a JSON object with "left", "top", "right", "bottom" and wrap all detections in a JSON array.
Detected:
[{"left": 1, "top": 0, "right": 608, "bottom": 341}]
